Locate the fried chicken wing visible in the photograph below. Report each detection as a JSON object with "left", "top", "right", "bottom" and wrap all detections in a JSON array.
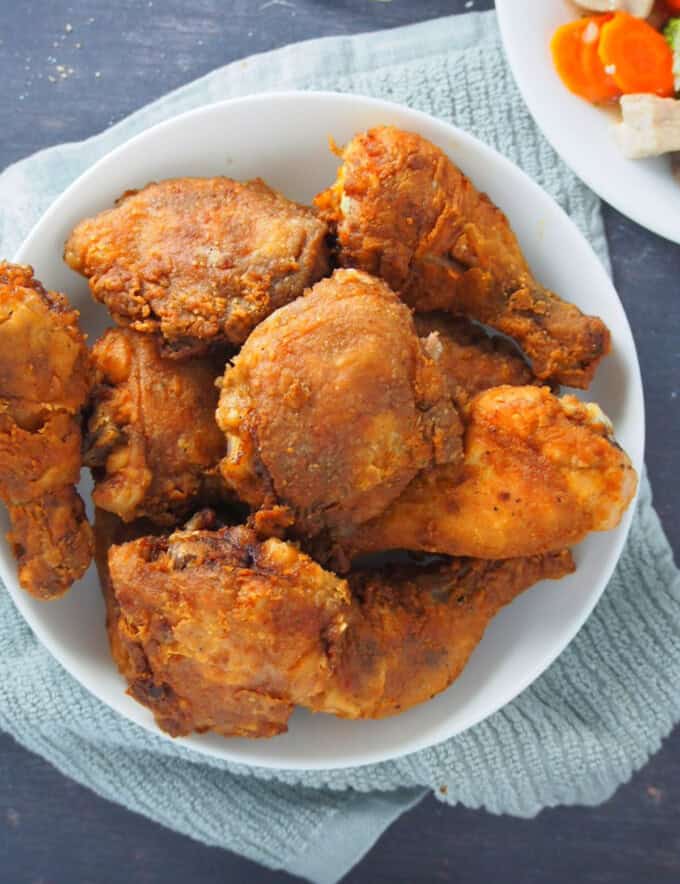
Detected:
[
  {"left": 216, "top": 268, "right": 463, "bottom": 537},
  {"left": 105, "top": 521, "right": 573, "bottom": 737},
  {"left": 64, "top": 177, "right": 330, "bottom": 356},
  {"left": 0, "top": 262, "right": 92, "bottom": 599},
  {"left": 340, "top": 385, "right": 637, "bottom": 562},
  {"left": 416, "top": 313, "right": 541, "bottom": 409},
  {"left": 85, "top": 328, "right": 227, "bottom": 525},
  {"left": 315, "top": 127, "right": 610, "bottom": 388}
]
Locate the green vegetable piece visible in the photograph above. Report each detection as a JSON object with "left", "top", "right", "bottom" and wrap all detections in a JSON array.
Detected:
[{"left": 665, "top": 17, "right": 680, "bottom": 93}]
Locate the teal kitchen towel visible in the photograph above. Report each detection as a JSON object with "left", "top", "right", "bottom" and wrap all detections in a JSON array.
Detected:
[{"left": 1, "top": 11, "right": 679, "bottom": 884}]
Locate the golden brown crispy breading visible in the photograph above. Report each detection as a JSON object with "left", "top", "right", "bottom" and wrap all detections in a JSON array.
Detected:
[
  {"left": 328, "top": 549, "right": 574, "bottom": 719},
  {"left": 107, "top": 523, "right": 349, "bottom": 737},
  {"left": 415, "top": 313, "right": 540, "bottom": 409},
  {"left": 85, "top": 328, "right": 227, "bottom": 525},
  {"left": 105, "top": 521, "right": 573, "bottom": 737},
  {"left": 315, "top": 127, "right": 610, "bottom": 388},
  {"left": 93, "top": 508, "right": 255, "bottom": 739},
  {"left": 340, "top": 385, "right": 637, "bottom": 562},
  {"left": 94, "top": 508, "right": 161, "bottom": 703},
  {"left": 5, "top": 486, "right": 91, "bottom": 598},
  {"left": 64, "top": 177, "right": 330, "bottom": 356},
  {"left": 0, "top": 262, "right": 92, "bottom": 599},
  {"left": 216, "top": 268, "right": 463, "bottom": 537}
]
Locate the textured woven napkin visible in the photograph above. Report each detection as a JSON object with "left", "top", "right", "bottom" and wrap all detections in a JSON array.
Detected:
[{"left": 1, "top": 11, "right": 679, "bottom": 884}]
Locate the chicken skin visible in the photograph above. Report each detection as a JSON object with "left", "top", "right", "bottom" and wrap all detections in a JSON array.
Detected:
[
  {"left": 64, "top": 177, "right": 330, "bottom": 357},
  {"left": 416, "top": 313, "right": 541, "bottom": 409},
  {"left": 105, "top": 520, "right": 574, "bottom": 737},
  {"left": 0, "top": 262, "right": 92, "bottom": 599},
  {"left": 216, "top": 268, "right": 463, "bottom": 537},
  {"left": 85, "top": 328, "right": 227, "bottom": 526},
  {"left": 315, "top": 127, "right": 610, "bottom": 388},
  {"left": 94, "top": 507, "right": 172, "bottom": 719},
  {"left": 329, "top": 549, "right": 573, "bottom": 720},
  {"left": 106, "top": 521, "right": 349, "bottom": 737},
  {"left": 340, "top": 385, "right": 637, "bottom": 562}
]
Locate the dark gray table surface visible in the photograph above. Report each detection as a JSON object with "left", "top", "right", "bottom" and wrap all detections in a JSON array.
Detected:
[{"left": 1, "top": 2, "right": 678, "bottom": 882}]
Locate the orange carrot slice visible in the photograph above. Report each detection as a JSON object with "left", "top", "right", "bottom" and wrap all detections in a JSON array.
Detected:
[
  {"left": 598, "top": 12, "right": 675, "bottom": 97},
  {"left": 551, "top": 16, "right": 620, "bottom": 104}
]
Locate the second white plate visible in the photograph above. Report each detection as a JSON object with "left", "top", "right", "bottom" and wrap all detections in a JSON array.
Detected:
[{"left": 497, "top": 0, "right": 680, "bottom": 244}]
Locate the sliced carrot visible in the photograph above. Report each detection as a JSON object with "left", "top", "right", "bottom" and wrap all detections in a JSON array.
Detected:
[
  {"left": 598, "top": 12, "right": 675, "bottom": 97},
  {"left": 551, "top": 16, "right": 620, "bottom": 104}
]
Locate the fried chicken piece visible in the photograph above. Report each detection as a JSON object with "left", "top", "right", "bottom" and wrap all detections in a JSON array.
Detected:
[
  {"left": 85, "top": 328, "right": 227, "bottom": 525},
  {"left": 338, "top": 385, "right": 637, "bottom": 562},
  {"left": 64, "top": 177, "right": 330, "bottom": 357},
  {"left": 94, "top": 508, "right": 165, "bottom": 707},
  {"left": 328, "top": 549, "right": 574, "bottom": 719},
  {"left": 106, "top": 521, "right": 574, "bottom": 737},
  {"left": 95, "top": 508, "right": 251, "bottom": 737},
  {"left": 416, "top": 313, "right": 541, "bottom": 409},
  {"left": 0, "top": 262, "right": 92, "bottom": 599},
  {"left": 216, "top": 268, "right": 463, "bottom": 537},
  {"left": 107, "top": 523, "right": 347, "bottom": 737},
  {"left": 315, "top": 127, "right": 610, "bottom": 388}
]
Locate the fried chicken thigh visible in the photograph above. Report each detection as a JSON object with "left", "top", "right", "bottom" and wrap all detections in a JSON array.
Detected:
[
  {"left": 0, "top": 262, "right": 92, "bottom": 599},
  {"left": 65, "top": 177, "right": 330, "bottom": 356},
  {"left": 107, "top": 523, "right": 349, "bottom": 737},
  {"left": 106, "top": 521, "right": 573, "bottom": 737},
  {"left": 217, "top": 268, "right": 463, "bottom": 537},
  {"left": 341, "top": 385, "right": 637, "bottom": 562},
  {"left": 315, "top": 127, "right": 610, "bottom": 388},
  {"left": 85, "top": 328, "right": 227, "bottom": 525}
]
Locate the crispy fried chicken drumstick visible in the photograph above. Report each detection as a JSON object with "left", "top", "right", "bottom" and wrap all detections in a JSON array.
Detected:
[
  {"left": 105, "top": 520, "right": 574, "bottom": 737},
  {"left": 65, "top": 177, "right": 330, "bottom": 357},
  {"left": 315, "top": 127, "right": 610, "bottom": 388},
  {"left": 0, "top": 262, "right": 92, "bottom": 599},
  {"left": 340, "top": 385, "right": 637, "bottom": 562},
  {"left": 217, "top": 268, "right": 463, "bottom": 537}
]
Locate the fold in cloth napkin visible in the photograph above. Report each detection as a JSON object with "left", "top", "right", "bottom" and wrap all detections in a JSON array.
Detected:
[{"left": 1, "top": 11, "right": 678, "bottom": 884}]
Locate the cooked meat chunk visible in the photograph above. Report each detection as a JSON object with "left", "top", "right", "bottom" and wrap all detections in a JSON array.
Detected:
[
  {"left": 339, "top": 385, "right": 637, "bottom": 562},
  {"left": 416, "top": 313, "right": 541, "bottom": 409},
  {"left": 85, "top": 328, "right": 227, "bottom": 525},
  {"left": 315, "top": 126, "right": 610, "bottom": 388},
  {"left": 216, "top": 268, "right": 463, "bottom": 537},
  {"left": 107, "top": 523, "right": 348, "bottom": 737},
  {"left": 106, "top": 521, "right": 574, "bottom": 736},
  {"left": 65, "top": 177, "right": 330, "bottom": 356},
  {"left": 0, "top": 262, "right": 92, "bottom": 599}
]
